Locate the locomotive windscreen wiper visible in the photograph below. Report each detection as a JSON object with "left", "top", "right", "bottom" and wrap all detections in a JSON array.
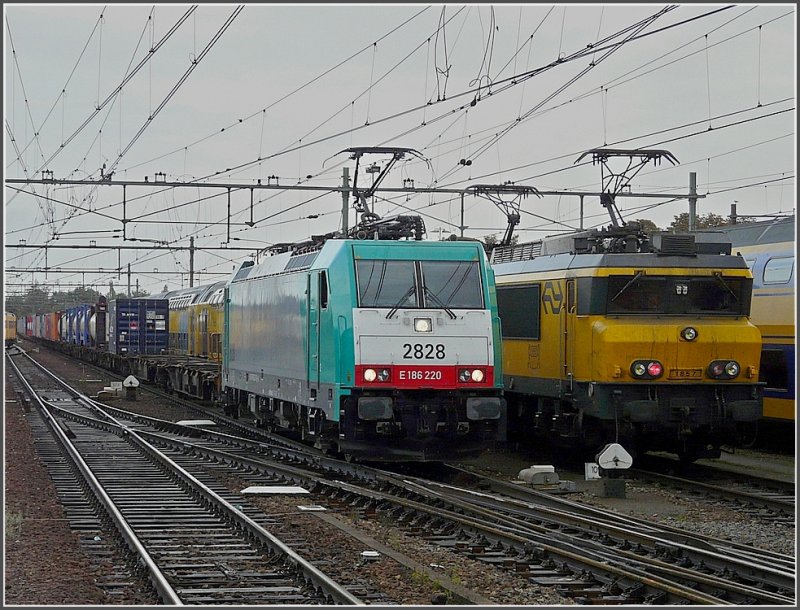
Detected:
[
  {"left": 713, "top": 272, "right": 739, "bottom": 301},
  {"left": 386, "top": 286, "right": 417, "bottom": 319},
  {"left": 611, "top": 270, "right": 644, "bottom": 302},
  {"left": 423, "top": 286, "right": 457, "bottom": 319}
]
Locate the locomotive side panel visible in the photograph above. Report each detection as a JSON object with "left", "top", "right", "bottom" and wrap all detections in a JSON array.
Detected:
[{"left": 225, "top": 271, "right": 310, "bottom": 405}]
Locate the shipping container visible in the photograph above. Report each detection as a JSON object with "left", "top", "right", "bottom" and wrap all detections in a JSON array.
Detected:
[{"left": 107, "top": 298, "right": 169, "bottom": 355}]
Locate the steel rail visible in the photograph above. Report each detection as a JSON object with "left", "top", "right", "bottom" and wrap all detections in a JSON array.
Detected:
[
  {"left": 384, "top": 478, "right": 794, "bottom": 602},
  {"left": 408, "top": 478, "right": 794, "bottom": 580},
  {"left": 5, "top": 353, "right": 183, "bottom": 605},
  {"left": 122, "top": 428, "right": 728, "bottom": 605},
  {"left": 11, "top": 348, "right": 363, "bottom": 605},
  {"left": 628, "top": 468, "right": 795, "bottom": 513},
  {"left": 440, "top": 464, "right": 795, "bottom": 568}
]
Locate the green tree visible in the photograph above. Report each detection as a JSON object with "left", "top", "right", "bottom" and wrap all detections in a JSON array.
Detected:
[
  {"left": 669, "top": 212, "right": 730, "bottom": 232},
  {"left": 630, "top": 218, "right": 661, "bottom": 234}
]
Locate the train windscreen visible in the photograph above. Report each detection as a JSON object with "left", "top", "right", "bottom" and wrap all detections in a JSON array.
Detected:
[
  {"left": 356, "top": 260, "right": 483, "bottom": 309},
  {"left": 604, "top": 275, "right": 751, "bottom": 315}
]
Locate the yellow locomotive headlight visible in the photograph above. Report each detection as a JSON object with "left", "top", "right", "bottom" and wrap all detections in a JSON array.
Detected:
[
  {"left": 631, "top": 360, "right": 663, "bottom": 379},
  {"left": 364, "top": 368, "right": 377, "bottom": 382},
  {"left": 680, "top": 327, "right": 698, "bottom": 341},
  {"left": 724, "top": 361, "right": 740, "bottom": 377},
  {"left": 471, "top": 369, "right": 485, "bottom": 382}
]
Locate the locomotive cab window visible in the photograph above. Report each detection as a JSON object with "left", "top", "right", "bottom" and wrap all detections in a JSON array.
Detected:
[
  {"left": 319, "top": 271, "right": 329, "bottom": 309},
  {"left": 356, "top": 260, "right": 417, "bottom": 307},
  {"left": 605, "top": 275, "right": 750, "bottom": 315},
  {"left": 356, "top": 259, "right": 483, "bottom": 310},
  {"left": 497, "top": 284, "right": 540, "bottom": 339},
  {"left": 420, "top": 261, "right": 483, "bottom": 309}
]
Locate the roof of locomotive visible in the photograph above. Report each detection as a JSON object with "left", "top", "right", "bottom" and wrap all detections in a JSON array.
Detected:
[
  {"left": 228, "top": 238, "right": 488, "bottom": 284},
  {"left": 491, "top": 224, "right": 751, "bottom": 277},
  {"left": 491, "top": 250, "right": 751, "bottom": 278}
]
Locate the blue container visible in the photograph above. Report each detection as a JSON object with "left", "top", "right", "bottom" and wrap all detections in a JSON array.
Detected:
[{"left": 108, "top": 299, "right": 169, "bottom": 355}]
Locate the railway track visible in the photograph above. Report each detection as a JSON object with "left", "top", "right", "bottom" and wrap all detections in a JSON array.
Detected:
[
  {"left": 10, "top": 344, "right": 797, "bottom": 605},
  {"left": 7, "top": 348, "right": 362, "bottom": 605},
  {"left": 627, "top": 468, "right": 794, "bottom": 520}
]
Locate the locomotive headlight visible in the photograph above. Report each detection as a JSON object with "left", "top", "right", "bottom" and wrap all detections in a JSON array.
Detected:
[
  {"left": 631, "top": 360, "right": 663, "bottom": 379},
  {"left": 377, "top": 368, "right": 391, "bottom": 382},
  {"left": 414, "top": 317, "right": 432, "bottom": 333},
  {"left": 724, "top": 361, "right": 740, "bottom": 378},
  {"left": 471, "top": 369, "right": 485, "bottom": 382},
  {"left": 458, "top": 369, "right": 471, "bottom": 383},
  {"left": 363, "top": 368, "right": 377, "bottom": 382},
  {"left": 632, "top": 362, "right": 647, "bottom": 377},
  {"left": 709, "top": 362, "right": 725, "bottom": 377},
  {"left": 707, "top": 360, "right": 740, "bottom": 379},
  {"left": 680, "top": 326, "right": 698, "bottom": 341}
]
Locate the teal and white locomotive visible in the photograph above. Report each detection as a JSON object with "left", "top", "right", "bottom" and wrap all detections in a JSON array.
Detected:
[{"left": 222, "top": 217, "right": 505, "bottom": 461}]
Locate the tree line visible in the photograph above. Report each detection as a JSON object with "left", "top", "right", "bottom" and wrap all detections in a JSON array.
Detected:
[{"left": 5, "top": 285, "right": 151, "bottom": 318}]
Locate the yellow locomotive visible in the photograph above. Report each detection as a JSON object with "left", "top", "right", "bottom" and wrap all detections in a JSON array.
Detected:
[
  {"left": 491, "top": 224, "right": 763, "bottom": 462},
  {"left": 5, "top": 312, "right": 17, "bottom": 348}
]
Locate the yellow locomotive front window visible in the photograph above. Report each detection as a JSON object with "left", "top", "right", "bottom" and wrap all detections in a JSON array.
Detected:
[{"left": 604, "top": 275, "right": 751, "bottom": 316}]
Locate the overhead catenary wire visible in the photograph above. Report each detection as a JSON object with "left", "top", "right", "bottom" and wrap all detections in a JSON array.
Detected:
[
  {"left": 7, "top": 6, "right": 793, "bottom": 292},
  {"left": 30, "top": 5, "right": 198, "bottom": 178}
]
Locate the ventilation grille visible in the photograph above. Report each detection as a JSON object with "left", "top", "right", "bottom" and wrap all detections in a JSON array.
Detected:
[
  {"left": 285, "top": 251, "right": 319, "bottom": 271},
  {"left": 492, "top": 241, "right": 543, "bottom": 264},
  {"left": 656, "top": 234, "right": 697, "bottom": 256}
]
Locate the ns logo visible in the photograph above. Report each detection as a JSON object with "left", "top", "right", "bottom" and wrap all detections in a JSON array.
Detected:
[{"left": 541, "top": 281, "right": 563, "bottom": 314}]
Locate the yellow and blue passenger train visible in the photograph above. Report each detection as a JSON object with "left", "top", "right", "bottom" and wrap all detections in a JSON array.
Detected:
[
  {"left": 714, "top": 216, "right": 795, "bottom": 444},
  {"left": 491, "top": 223, "right": 763, "bottom": 462}
]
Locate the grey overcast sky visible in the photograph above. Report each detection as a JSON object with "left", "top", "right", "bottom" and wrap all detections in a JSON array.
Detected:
[{"left": 4, "top": 3, "right": 796, "bottom": 296}]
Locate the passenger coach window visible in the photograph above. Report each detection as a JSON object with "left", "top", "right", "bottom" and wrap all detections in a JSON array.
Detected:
[
  {"left": 356, "top": 260, "right": 417, "bottom": 307},
  {"left": 497, "top": 285, "right": 540, "bottom": 339},
  {"left": 759, "top": 349, "right": 788, "bottom": 390},
  {"left": 763, "top": 257, "right": 794, "bottom": 284},
  {"left": 420, "top": 261, "right": 483, "bottom": 308}
]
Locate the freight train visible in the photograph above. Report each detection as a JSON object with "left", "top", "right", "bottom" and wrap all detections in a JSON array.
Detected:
[
  {"left": 16, "top": 216, "right": 506, "bottom": 462},
  {"left": 713, "top": 215, "right": 795, "bottom": 444},
  {"left": 490, "top": 223, "right": 764, "bottom": 462}
]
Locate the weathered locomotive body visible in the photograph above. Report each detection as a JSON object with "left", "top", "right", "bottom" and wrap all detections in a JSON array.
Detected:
[{"left": 491, "top": 227, "right": 763, "bottom": 461}]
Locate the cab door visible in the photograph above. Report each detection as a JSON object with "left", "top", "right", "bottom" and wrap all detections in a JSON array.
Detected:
[
  {"left": 307, "top": 272, "right": 321, "bottom": 392},
  {"left": 562, "top": 279, "right": 576, "bottom": 394}
]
